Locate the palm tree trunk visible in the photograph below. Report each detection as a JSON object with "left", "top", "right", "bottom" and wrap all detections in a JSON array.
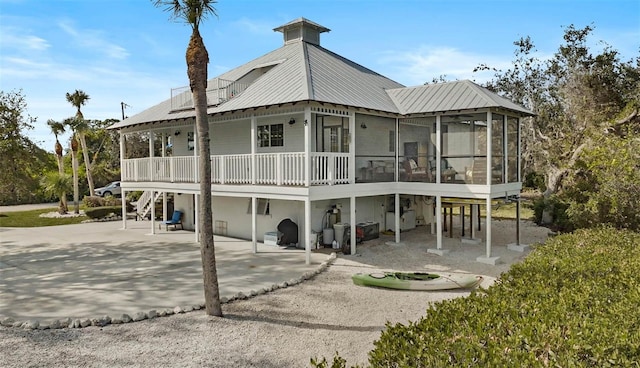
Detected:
[
  {"left": 71, "top": 138, "right": 80, "bottom": 214},
  {"left": 190, "top": 29, "right": 222, "bottom": 317},
  {"left": 79, "top": 133, "right": 95, "bottom": 195},
  {"left": 57, "top": 155, "right": 68, "bottom": 213}
]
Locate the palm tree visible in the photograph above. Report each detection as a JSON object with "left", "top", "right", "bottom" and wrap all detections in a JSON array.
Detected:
[
  {"left": 63, "top": 117, "right": 80, "bottom": 214},
  {"left": 154, "top": 0, "right": 222, "bottom": 317},
  {"left": 47, "top": 119, "right": 68, "bottom": 213},
  {"left": 40, "top": 172, "right": 72, "bottom": 215},
  {"left": 65, "top": 90, "right": 95, "bottom": 196}
]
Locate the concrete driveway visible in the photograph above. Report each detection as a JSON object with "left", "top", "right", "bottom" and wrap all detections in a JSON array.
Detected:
[{"left": 0, "top": 220, "right": 329, "bottom": 322}]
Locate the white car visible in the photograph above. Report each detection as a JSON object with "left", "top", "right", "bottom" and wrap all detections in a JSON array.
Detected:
[{"left": 94, "top": 181, "right": 121, "bottom": 197}]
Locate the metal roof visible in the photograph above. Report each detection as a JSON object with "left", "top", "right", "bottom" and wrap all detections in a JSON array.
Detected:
[
  {"left": 386, "top": 80, "right": 534, "bottom": 116},
  {"left": 109, "top": 20, "right": 532, "bottom": 131},
  {"left": 110, "top": 39, "right": 404, "bottom": 130}
]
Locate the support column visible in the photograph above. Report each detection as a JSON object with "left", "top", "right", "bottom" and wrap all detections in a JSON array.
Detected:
[
  {"left": 121, "top": 190, "right": 127, "bottom": 230},
  {"left": 394, "top": 193, "right": 401, "bottom": 244},
  {"left": 251, "top": 196, "right": 257, "bottom": 254},
  {"left": 350, "top": 196, "right": 356, "bottom": 255},
  {"left": 149, "top": 131, "right": 154, "bottom": 182},
  {"left": 477, "top": 197, "right": 499, "bottom": 265},
  {"left": 305, "top": 198, "right": 311, "bottom": 265},
  {"left": 304, "top": 107, "right": 311, "bottom": 187},
  {"left": 428, "top": 195, "right": 448, "bottom": 255},
  {"left": 251, "top": 115, "right": 256, "bottom": 184},
  {"left": 149, "top": 191, "right": 156, "bottom": 235},
  {"left": 508, "top": 196, "right": 529, "bottom": 252},
  {"left": 194, "top": 193, "right": 199, "bottom": 243}
]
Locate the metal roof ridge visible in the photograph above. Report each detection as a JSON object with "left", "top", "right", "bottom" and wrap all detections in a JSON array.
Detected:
[{"left": 302, "top": 42, "right": 314, "bottom": 101}]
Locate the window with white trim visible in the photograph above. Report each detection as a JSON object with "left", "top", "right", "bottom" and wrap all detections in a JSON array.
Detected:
[{"left": 257, "top": 124, "right": 284, "bottom": 147}]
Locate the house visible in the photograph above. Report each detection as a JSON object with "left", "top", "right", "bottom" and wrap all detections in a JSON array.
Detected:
[{"left": 110, "top": 17, "right": 533, "bottom": 265}]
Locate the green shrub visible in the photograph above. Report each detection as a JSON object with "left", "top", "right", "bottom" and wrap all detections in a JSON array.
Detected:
[
  {"left": 523, "top": 171, "right": 546, "bottom": 192},
  {"left": 532, "top": 195, "right": 572, "bottom": 231},
  {"left": 102, "top": 196, "right": 121, "bottom": 206},
  {"left": 84, "top": 206, "right": 122, "bottom": 219},
  {"left": 314, "top": 227, "right": 640, "bottom": 367},
  {"left": 83, "top": 196, "right": 105, "bottom": 208}
]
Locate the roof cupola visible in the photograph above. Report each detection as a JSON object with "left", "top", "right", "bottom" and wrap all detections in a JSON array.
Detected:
[{"left": 273, "top": 17, "right": 330, "bottom": 46}]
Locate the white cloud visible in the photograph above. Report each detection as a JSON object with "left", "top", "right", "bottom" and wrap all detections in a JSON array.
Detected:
[
  {"left": 232, "top": 17, "right": 274, "bottom": 36},
  {"left": 58, "top": 20, "right": 129, "bottom": 60},
  {"left": 378, "top": 45, "right": 514, "bottom": 86}
]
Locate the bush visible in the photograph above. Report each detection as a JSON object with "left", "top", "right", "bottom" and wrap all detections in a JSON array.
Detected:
[
  {"left": 84, "top": 206, "right": 122, "bottom": 219},
  {"left": 532, "top": 195, "right": 572, "bottom": 232},
  {"left": 523, "top": 171, "right": 546, "bottom": 192},
  {"left": 314, "top": 227, "right": 640, "bottom": 367},
  {"left": 83, "top": 196, "right": 105, "bottom": 208}
]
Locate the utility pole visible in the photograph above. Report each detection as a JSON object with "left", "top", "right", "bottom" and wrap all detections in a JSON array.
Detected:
[{"left": 121, "top": 102, "right": 130, "bottom": 121}]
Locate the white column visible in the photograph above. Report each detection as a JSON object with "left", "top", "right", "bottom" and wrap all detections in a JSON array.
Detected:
[
  {"left": 305, "top": 198, "right": 311, "bottom": 265},
  {"left": 149, "top": 131, "right": 154, "bottom": 182},
  {"left": 121, "top": 190, "right": 127, "bottom": 230},
  {"left": 150, "top": 191, "right": 156, "bottom": 235},
  {"left": 119, "top": 133, "right": 125, "bottom": 179},
  {"left": 194, "top": 193, "right": 199, "bottom": 242},
  {"left": 350, "top": 196, "right": 356, "bottom": 255},
  {"left": 486, "top": 111, "right": 492, "bottom": 185},
  {"left": 251, "top": 115, "right": 256, "bottom": 184},
  {"left": 395, "top": 118, "right": 399, "bottom": 181},
  {"left": 349, "top": 113, "right": 356, "bottom": 183},
  {"left": 436, "top": 196, "right": 442, "bottom": 249},
  {"left": 435, "top": 115, "right": 441, "bottom": 184},
  {"left": 304, "top": 107, "right": 311, "bottom": 187},
  {"left": 193, "top": 128, "right": 198, "bottom": 183},
  {"left": 476, "top": 197, "right": 499, "bottom": 265},
  {"left": 162, "top": 132, "right": 167, "bottom": 221},
  {"left": 394, "top": 193, "right": 401, "bottom": 243},
  {"left": 427, "top": 195, "right": 448, "bottom": 255},
  {"left": 251, "top": 196, "right": 257, "bottom": 254},
  {"left": 485, "top": 198, "right": 492, "bottom": 258}
]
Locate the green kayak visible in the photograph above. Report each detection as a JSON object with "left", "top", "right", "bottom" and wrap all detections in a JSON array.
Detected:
[{"left": 352, "top": 271, "right": 483, "bottom": 291}]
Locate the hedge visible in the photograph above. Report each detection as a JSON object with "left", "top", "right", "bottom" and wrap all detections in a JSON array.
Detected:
[
  {"left": 84, "top": 206, "right": 123, "bottom": 219},
  {"left": 312, "top": 227, "right": 640, "bottom": 367}
]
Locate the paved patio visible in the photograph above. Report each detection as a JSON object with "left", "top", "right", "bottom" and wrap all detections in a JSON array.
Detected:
[{"left": 0, "top": 220, "right": 329, "bottom": 321}]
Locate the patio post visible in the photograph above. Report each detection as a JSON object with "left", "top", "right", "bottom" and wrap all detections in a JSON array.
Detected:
[
  {"left": 150, "top": 191, "right": 156, "bottom": 235},
  {"left": 121, "top": 190, "right": 127, "bottom": 230},
  {"left": 194, "top": 193, "right": 199, "bottom": 242},
  {"left": 394, "top": 193, "right": 401, "bottom": 244},
  {"left": 427, "top": 195, "right": 448, "bottom": 256},
  {"left": 350, "top": 196, "right": 356, "bottom": 255},
  {"left": 305, "top": 198, "right": 311, "bottom": 265},
  {"left": 251, "top": 196, "right": 257, "bottom": 254}
]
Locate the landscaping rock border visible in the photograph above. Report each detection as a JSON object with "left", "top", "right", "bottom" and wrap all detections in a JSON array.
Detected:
[{"left": 0, "top": 252, "right": 337, "bottom": 330}]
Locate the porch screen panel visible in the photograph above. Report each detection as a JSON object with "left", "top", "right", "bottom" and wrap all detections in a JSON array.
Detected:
[
  {"left": 492, "top": 114, "right": 505, "bottom": 184},
  {"left": 507, "top": 117, "right": 519, "bottom": 183}
]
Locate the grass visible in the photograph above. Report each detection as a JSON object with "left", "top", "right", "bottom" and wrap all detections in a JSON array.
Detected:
[{"left": 0, "top": 208, "right": 88, "bottom": 227}]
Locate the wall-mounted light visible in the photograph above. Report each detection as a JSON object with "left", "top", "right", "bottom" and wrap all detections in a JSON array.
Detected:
[
  {"left": 360, "top": 122, "right": 367, "bottom": 129},
  {"left": 174, "top": 130, "right": 181, "bottom": 136},
  {"left": 304, "top": 119, "right": 308, "bottom": 126},
  {"left": 288, "top": 118, "right": 296, "bottom": 125}
]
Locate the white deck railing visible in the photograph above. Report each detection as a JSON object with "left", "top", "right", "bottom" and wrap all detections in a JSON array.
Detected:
[
  {"left": 122, "top": 152, "right": 350, "bottom": 186},
  {"left": 170, "top": 78, "right": 250, "bottom": 111}
]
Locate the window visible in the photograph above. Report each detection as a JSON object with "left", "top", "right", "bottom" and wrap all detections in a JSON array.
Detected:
[
  {"left": 247, "top": 198, "right": 270, "bottom": 215},
  {"left": 258, "top": 124, "right": 284, "bottom": 147}
]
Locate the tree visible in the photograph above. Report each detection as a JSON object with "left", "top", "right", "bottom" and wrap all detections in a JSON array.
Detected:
[
  {"left": 154, "top": 0, "right": 222, "bottom": 317},
  {"left": 477, "top": 25, "right": 640, "bottom": 226},
  {"left": 41, "top": 172, "right": 72, "bottom": 213},
  {"left": 46, "top": 119, "right": 68, "bottom": 213},
  {"left": 66, "top": 90, "right": 95, "bottom": 197},
  {"left": 63, "top": 117, "right": 81, "bottom": 214},
  {"left": 0, "top": 90, "right": 55, "bottom": 205}
]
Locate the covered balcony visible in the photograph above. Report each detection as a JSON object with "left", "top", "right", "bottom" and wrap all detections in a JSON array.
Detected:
[{"left": 121, "top": 152, "right": 350, "bottom": 187}]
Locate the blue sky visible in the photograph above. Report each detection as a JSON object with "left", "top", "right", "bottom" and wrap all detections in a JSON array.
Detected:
[{"left": 1, "top": 0, "right": 638, "bottom": 152}]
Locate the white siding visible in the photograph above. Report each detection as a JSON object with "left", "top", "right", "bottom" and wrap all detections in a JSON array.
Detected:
[{"left": 211, "top": 120, "right": 252, "bottom": 155}]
